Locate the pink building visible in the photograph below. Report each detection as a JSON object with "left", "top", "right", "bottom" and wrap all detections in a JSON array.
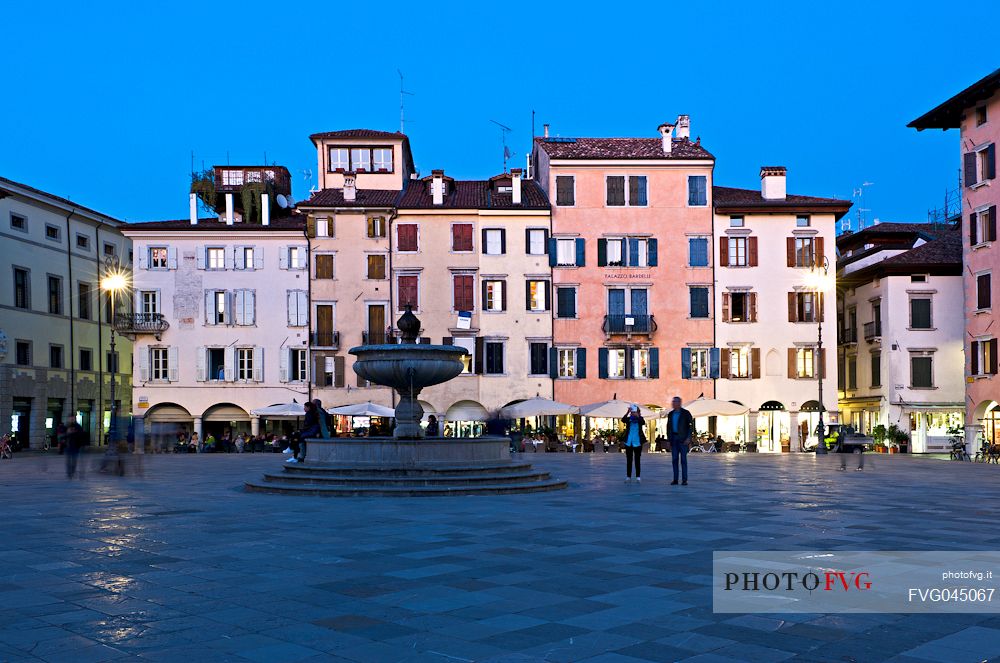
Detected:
[
  {"left": 911, "top": 68, "right": 1000, "bottom": 446},
  {"left": 532, "top": 117, "right": 715, "bottom": 411}
]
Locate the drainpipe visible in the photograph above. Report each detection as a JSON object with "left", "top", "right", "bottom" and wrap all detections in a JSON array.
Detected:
[
  {"left": 386, "top": 207, "right": 398, "bottom": 411},
  {"left": 306, "top": 221, "right": 313, "bottom": 404},
  {"left": 65, "top": 209, "right": 76, "bottom": 425},
  {"left": 95, "top": 225, "right": 104, "bottom": 446}
]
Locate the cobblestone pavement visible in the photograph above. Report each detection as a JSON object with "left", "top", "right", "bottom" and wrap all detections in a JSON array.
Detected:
[{"left": 1, "top": 451, "right": 1000, "bottom": 662}]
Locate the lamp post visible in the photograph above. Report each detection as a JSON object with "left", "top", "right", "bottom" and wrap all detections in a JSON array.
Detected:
[
  {"left": 806, "top": 256, "right": 831, "bottom": 454},
  {"left": 100, "top": 257, "right": 128, "bottom": 455}
]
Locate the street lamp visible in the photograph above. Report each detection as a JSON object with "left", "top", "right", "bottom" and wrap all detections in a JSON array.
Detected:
[
  {"left": 100, "top": 257, "right": 129, "bottom": 455},
  {"left": 804, "top": 257, "right": 832, "bottom": 454}
]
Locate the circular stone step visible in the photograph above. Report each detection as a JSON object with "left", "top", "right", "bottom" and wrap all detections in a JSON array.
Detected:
[
  {"left": 244, "top": 477, "right": 568, "bottom": 497},
  {"left": 259, "top": 469, "right": 553, "bottom": 487}
]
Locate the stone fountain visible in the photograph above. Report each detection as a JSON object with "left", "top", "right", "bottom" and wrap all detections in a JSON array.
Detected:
[{"left": 245, "top": 308, "right": 566, "bottom": 496}]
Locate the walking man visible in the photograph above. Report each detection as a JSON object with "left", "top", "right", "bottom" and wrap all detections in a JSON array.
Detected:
[{"left": 666, "top": 396, "right": 695, "bottom": 485}]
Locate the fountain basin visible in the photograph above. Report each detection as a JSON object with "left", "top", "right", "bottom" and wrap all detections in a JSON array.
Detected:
[{"left": 349, "top": 344, "right": 467, "bottom": 390}]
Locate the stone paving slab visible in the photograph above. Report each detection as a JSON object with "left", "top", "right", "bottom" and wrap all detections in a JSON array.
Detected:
[{"left": 2, "top": 452, "right": 1000, "bottom": 661}]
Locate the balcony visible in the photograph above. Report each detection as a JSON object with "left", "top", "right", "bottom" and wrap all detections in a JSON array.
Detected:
[
  {"left": 863, "top": 321, "right": 881, "bottom": 342},
  {"left": 311, "top": 331, "right": 340, "bottom": 349},
  {"left": 839, "top": 327, "right": 858, "bottom": 345},
  {"left": 114, "top": 313, "right": 169, "bottom": 339},
  {"left": 362, "top": 330, "right": 397, "bottom": 345},
  {"left": 213, "top": 166, "right": 291, "bottom": 195},
  {"left": 603, "top": 314, "right": 657, "bottom": 336}
]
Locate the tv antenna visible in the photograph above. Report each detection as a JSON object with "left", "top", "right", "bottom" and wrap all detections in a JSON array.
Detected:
[
  {"left": 398, "top": 69, "right": 414, "bottom": 133},
  {"left": 490, "top": 119, "right": 513, "bottom": 173},
  {"left": 852, "top": 181, "right": 873, "bottom": 232}
]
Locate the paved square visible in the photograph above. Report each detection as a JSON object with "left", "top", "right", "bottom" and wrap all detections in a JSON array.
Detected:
[{"left": 1, "top": 452, "right": 999, "bottom": 662}]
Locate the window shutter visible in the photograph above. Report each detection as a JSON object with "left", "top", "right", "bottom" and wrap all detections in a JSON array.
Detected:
[
  {"left": 988, "top": 144, "right": 997, "bottom": 180},
  {"left": 597, "top": 238, "right": 607, "bottom": 266},
  {"left": 474, "top": 337, "right": 484, "bottom": 375},
  {"left": 786, "top": 237, "right": 796, "bottom": 267},
  {"left": 548, "top": 238, "right": 557, "bottom": 267},
  {"left": 788, "top": 292, "right": 797, "bottom": 322},
  {"left": 253, "top": 346, "right": 263, "bottom": 382},
  {"left": 306, "top": 216, "right": 316, "bottom": 238},
  {"left": 649, "top": 348, "right": 659, "bottom": 379},
  {"left": 971, "top": 213, "right": 979, "bottom": 246},
  {"left": 647, "top": 238, "right": 657, "bottom": 266},
  {"left": 234, "top": 290, "right": 244, "bottom": 325},
  {"left": 751, "top": 348, "right": 761, "bottom": 379},
  {"left": 680, "top": 348, "right": 691, "bottom": 379},
  {"left": 248, "top": 290, "right": 256, "bottom": 325},
  {"left": 576, "top": 348, "right": 586, "bottom": 378},
  {"left": 297, "top": 291, "right": 308, "bottom": 326},
  {"left": 989, "top": 206, "right": 997, "bottom": 242},
  {"left": 286, "top": 291, "right": 296, "bottom": 327},
  {"left": 788, "top": 348, "right": 797, "bottom": 378},
  {"left": 524, "top": 228, "right": 531, "bottom": 254},
  {"left": 481, "top": 228, "right": 488, "bottom": 254},
  {"left": 500, "top": 280, "right": 507, "bottom": 311},
  {"left": 139, "top": 349, "right": 149, "bottom": 382},
  {"left": 748, "top": 236, "right": 758, "bottom": 266},
  {"left": 990, "top": 339, "right": 999, "bottom": 374},
  {"left": 720, "top": 348, "right": 730, "bottom": 378},
  {"left": 818, "top": 292, "right": 825, "bottom": 322},
  {"left": 137, "top": 249, "right": 148, "bottom": 270},
  {"left": 313, "top": 355, "right": 324, "bottom": 386},
  {"left": 204, "top": 291, "right": 214, "bottom": 325},
  {"left": 224, "top": 247, "right": 234, "bottom": 270},
  {"left": 224, "top": 291, "right": 233, "bottom": 325},
  {"left": 196, "top": 249, "right": 206, "bottom": 270},
  {"left": 279, "top": 349, "right": 288, "bottom": 382},
  {"left": 722, "top": 293, "right": 730, "bottom": 322},
  {"left": 816, "top": 237, "right": 825, "bottom": 264},
  {"left": 598, "top": 348, "right": 609, "bottom": 379},
  {"left": 971, "top": 341, "right": 980, "bottom": 376},
  {"left": 167, "top": 346, "right": 179, "bottom": 382},
  {"left": 818, "top": 348, "right": 826, "bottom": 379},
  {"left": 499, "top": 229, "right": 506, "bottom": 254},
  {"left": 709, "top": 348, "right": 720, "bottom": 378},
  {"left": 628, "top": 238, "right": 639, "bottom": 266},
  {"left": 253, "top": 247, "right": 264, "bottom": 270},
  {"left": 524, "top": 281, "right": 532, "bottom": 311},
  {"left": 549, "top": 348, "right": 558, "bottom": 379},
  {"left": 298, "top": 247, "right": 308, "bottom": 270},
  {"left": 196, "top": 346, "right": 206, "bottom": 381},
  {"left": 481, "top": 279, "right": 488, "bottom": 311},
  {"left": 544, "top": 281, "right": 551, "bottom": 311},
  {"left": 965, "top": 152, "right": 978, "bottom": 187},
  {"left": 334, "top": 356, "right": 345, "bottom": 387},
  {"left": 279, "top": 246, "right": 288, "bottom": 269},
  {"left": 224, "top": 345, "right": 234, "bottom": 382},
  {"left": 234, "top": 246, "right": 244, "bottom": 270},
  {"left": 719, "top": 237, "right": 729, "bottom": 267},
  {"left": 749, "top": 293, "right": 758, "bottom": 322}
]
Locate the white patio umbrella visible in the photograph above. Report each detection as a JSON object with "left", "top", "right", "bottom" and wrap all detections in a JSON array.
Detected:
[
  {"left": 250, "top": 402, "right": 306, "bottom": 418},
  {"left": 328, "top": 401, "right": 396, "bottom": 418},
  {"left": 500, "top": 397, "right": 579, "bottom": 419},
  {"left": 675, "top": 398, "right": 749, "bottom": 419},
  {"left": 579, "top": 399, "right": 658, "bottom": 419}
]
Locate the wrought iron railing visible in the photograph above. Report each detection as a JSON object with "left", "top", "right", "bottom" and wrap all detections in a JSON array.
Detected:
[
  {"left": 602, "top": 314, "right": 657, "bottom": 335},
  {"left": 863, "top": 321, "right": 881, "bottom": 341},
  {"left": 311, "top": 331, "right": 340, "bottom": 348},
  {"left": 113, "top": 313, "right": 169, "bottom": 335}
]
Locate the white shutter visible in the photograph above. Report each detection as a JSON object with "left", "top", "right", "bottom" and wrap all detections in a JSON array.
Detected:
[
  {"left": 253, "top": 246, "right": 264, "bottom": 270},
  {"left": 234, "top": 290, "right": 245, "bottom": 325},
  {"left": 298, "top": 247, "right": 308, "bottom": 270},
  {"left": 279, "top": 246, "right": 288, "bottom": 270},
  {"left": 167, "top": 247, "right": 178, "bottom": 270},
  {"left": 296, "top": 291, "right": 308, "bottom": 326},
  {"left": 196, "top": 248, "right": 206, "bottom": 270},
  {"left": 153, "top": 289, "right": 162, "bottom": 315},
  {"left": 196, "top": 346, "right": 207, "bottom": 381},
  {"left": 234, "top": 246, "right": 245, "bottom": 270},
  {"left": 224, "top": 291, "right": 233, "bottom": 325},
  {"left": 205, "top": 291, "right": 214, "bottom": 325},
  {"left": 248, "top": 290, "right": 256, "bottom": 325},
  {"left": 167, "top": 346, "right": 179, "bottom": 382},
  {"left": 138, "top": 348, "right": 149, "bottom": 382},
  {"left": 303, "top": 351, "right": 310, "bottom": 382},
  {"left": 279, "top": 348, "right": 288, "bottom": 382},
  {"left": 253, "top": 346, "right": 263, "bottom": 382},
  {"left": 137, "top": 248, "right": 148, "bottom": 270},
  {"left": 224, "top": 247, "right": 234, "bottom": 270},
  {"left": 133, "top": 291, "right": 142, "bottom": 317},
  {"left": 286, "top": 291, "right": 295, "bottom": 327},
  {"left": 224, "top": 345, "right": 234, "bottom": 382}
]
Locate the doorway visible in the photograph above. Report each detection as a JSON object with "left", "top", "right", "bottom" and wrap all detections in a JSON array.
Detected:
[{"left": 368, "top": 304, "right": 387, "bottom": 343}]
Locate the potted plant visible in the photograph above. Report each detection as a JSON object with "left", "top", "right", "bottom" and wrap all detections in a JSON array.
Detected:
[{"left": 872, "top": 424, "right": 888, "bottom": 453}]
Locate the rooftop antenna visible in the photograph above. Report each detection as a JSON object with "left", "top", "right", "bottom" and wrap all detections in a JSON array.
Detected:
[
  {"left": 398, "top": 69, "right": 414, "bottom": 133},
  {"left": 490, "top": 119, "right": 513, "bottom": 173},
  {"left": 851, "top": 181, "right": 873, "bottom": 233}
]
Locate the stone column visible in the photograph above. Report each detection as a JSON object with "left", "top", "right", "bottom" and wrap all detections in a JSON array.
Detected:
[
  {"left": 193, "top": 417, "right": 203, "bottom": 441},
  {"left": 251, "top": 415, "right": 260, "bottom": 437},
  {"left": 30, "top": 380, "right": 48, "bottom": 450},
  {"left": 789, "top": 410, "right": 800, "bottom": 453},
  {"left": 965, "top": 424, "right": 983, "bottom": 456}
]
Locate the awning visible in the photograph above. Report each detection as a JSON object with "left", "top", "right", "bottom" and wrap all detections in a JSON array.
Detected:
[
  {"left": 250, "top": 403, "right": 305, "bottom": 418},
  {"left": 580, "top": 399, "right": 658, "bottom": 418},
  {"left": 202, "top": 404, "right": 250, "bottom": 422},
  {"left": 329, "top": 402, "right": 395, "bottom": 418},
  {"left": 760, "top": 401, "right": 785, "bottom": 411},
  {"left": 445, "top": 400, "right": 489, "bottom": 421},
  {"left": 500, "top": 397, "right": 579, "bottom": 418},
  {"left": 679, "top": 398, "right": 749, "bottom": 418}
]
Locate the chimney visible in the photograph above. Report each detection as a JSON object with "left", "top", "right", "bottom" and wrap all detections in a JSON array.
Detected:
[
  {"left": 343, "top": 172, "right": 357, "bottom": 202},
  {"left": 675, "top": 114, "right": 690, "bottom": 140},
  {"left": 657, "top": 123, "right": 675, "bottom": 155},
  {"left": 432, "top": 169, "right": 445, "bottom": 205},
  {"left": 760, "top": 166, "right": 787, "bottom": 200},
  {"left": 225, "top": 193, "right": 234, "bottom": 225},
  {"left": 511, "top": 168, "right": 523, "bottom": 205},
  {"left": 261, "top": 193, "right": 270, "bottom": 225},
  {"left": 189, "top": 193, "right": 198, "bottom": 225},
  {"left": 543, "top": 124, "right": 550, "bottom": 138}
]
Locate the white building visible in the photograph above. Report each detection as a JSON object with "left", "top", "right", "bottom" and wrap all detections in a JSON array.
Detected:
[
  {"left": 0, "top": 175, "right": 133, "bottom": 448},
  {"left": 122, "top": 183, "right": 310, "bottom": 449},
  {"left": 712, "top": 168, "right": 850, "bottom": 452},
  {"left": 837, "top": 222, "right": 965, "bottom": 453}
]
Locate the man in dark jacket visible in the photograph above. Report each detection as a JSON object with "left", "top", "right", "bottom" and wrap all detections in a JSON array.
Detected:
[
  {"left": 65, "top": 422, "right": 87, "bottom": 479},
  {"left": 665, "top": 396, "right": 695, "bottom": 485}
]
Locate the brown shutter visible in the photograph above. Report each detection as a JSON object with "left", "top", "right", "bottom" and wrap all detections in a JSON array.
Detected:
[
  {"left": 306, "top": 215, "right": 316, "bottom": 238},
  {"left": 751, "top": 347, "right": 761, "bottom": 379},
  {"left": 965, "top": 151, "right": 978, "bottom": 187},
  {"left": 786, "top": 237, "right": 796, "bottom": 267},
  {"left": 816, "top": 237, "right": 825, "bottom": 265},
  {"left": 313, "top": 355, "right": 324, "bottom": 386},
  {"left": 481, "top": 279, "right": 488, "bottom": 310},
  {"left": 500, "top": 280, "right": 507, "bottom": 311},
  {"left": 971, "top": 341, "right": 980, "bottom": 376},
  {"left": 788, "top": 348, "right": 797, "bottom": 378},
  {"left": 989, "top": 206, "right": 998, "bottom": 242},
  {"left": 788, "top": 292, "right": 797, "bottom": 322},
  {"left": 334, "top": 356, "right": 345, "bottom": 388},
  {"left": 720, "top": 348, "right": 731, "bottom": 378},
  {"left": 749, "top": 292, "right": 758, "bottom": 322},
  {"left": 990, "top": 339, "right": 999, "bottom": 375},
  {"left": 748, "top": 236, "right": 758, "bottom": 266},
  {"left": 474, "top": 337, "right": 484, "bottom": 375},
  {"left": 719, "top": 237, "right": 729, "bottom": 267},
  {"left": 818, "top": 348, "right": 826, "bottom": 379},
  {"left": 971, "top": 213, "right": 979, "bottom": 246},
  {"left": 819, "top": 292, "right": 825, "bottom": 322},
  {"left": 722, "top": 293, "right": 730, "bottom": 322}
]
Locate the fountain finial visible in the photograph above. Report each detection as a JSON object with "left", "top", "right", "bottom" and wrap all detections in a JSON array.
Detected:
[{"left": 397, "top": 305, "right": 420, "bottom": 344}]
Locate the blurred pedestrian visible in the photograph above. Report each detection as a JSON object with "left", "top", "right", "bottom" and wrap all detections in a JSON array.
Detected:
[
  {"left": 666, "top": 396, "right": 695, "bottom": 485},
  {"left": 622, "top": 404, "right": 646, "bottom": 482},
  {"left": 425, "top": 415, "right": 439, "bottom": 437},
  {"left": 65, "top": 422, "right": 87, "bottom": 479}
]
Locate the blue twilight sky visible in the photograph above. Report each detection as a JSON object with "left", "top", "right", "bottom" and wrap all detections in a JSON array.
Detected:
[{"left": 1, "top": 1, "right": 997, "bottom": 226}]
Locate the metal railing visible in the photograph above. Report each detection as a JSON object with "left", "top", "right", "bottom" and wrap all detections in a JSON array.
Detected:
[
  {"left": 362, "top": 330, "right": 397, "bottom": 345},
  {"left": 113, "top": 313, "right": 169, "bottom": 335},
  {"left": 311, "top": 331, "right": 340, "bottom": 348},
  {"left": 839, "top": 327, "right": 858, "bottom": 345},
  {"left": 603, "top": 314, "right": 657, "bottom": 335},
  {"left": 213, "top": 166, "right": 291, "bottom": 194},
  {"left": 863, "top": 321, "right": 881, "bottom": 341}
]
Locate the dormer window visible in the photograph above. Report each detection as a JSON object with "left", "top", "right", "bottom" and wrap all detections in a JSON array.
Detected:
[
  {"left": 329, "top": 148, "right": 349, "bottom": 171},
  {"left": 350, "top": 148, "right": 371, "bottom": 172},
  {"left": 373, "top": 148, "right": 393, "bottom": 172}
]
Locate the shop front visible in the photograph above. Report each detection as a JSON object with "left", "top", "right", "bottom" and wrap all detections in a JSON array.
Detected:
[
  {"left": 757, "top": 401, "right": 788, "bottom": 453},
  {"left": 907, "top": 407, "right": 964, "bottom": 453}
]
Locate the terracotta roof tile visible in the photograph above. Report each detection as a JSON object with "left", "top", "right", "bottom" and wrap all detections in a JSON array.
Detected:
[
  {"left": 535, "top": 136, "right": 713, "bottom": 160},
  {"left": 122, "top": 215, "right": 305, "bottom": 231},
  {"left": 397, "top": 179, "right": 549, "bottom": 210},
  {"left": 298, "top": 188, "right": 400, "bottom": 208},
  {"left": 880, "top": 224, "right": 962, "bottom": 267},
  {"left": 309, "top": 129, "right": 407, "bottom": 141},
  {"left": 713, "top": 186, "right": 851, "bottom": 209}
]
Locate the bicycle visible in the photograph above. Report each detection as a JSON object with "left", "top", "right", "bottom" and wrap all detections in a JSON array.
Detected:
[
  {"left": 949, "top": 436, "right": 971, "bottom": 461},
  {"left": 0, "top": 435, "right": 12, "bottom": 460}
]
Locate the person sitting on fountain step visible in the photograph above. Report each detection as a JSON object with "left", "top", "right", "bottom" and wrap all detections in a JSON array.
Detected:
[{"left": 289, "top": 401, "right": 320, "bottom": 464}]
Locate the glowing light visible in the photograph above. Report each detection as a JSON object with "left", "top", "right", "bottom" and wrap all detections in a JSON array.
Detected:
[
  {"left": 101, "top": 271, "right": 128, "bottom": 292},
  {"left": 803, "top": 270, "right": 833, "bottom": 292}
]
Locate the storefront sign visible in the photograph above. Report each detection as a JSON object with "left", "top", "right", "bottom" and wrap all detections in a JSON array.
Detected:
[
  {"left": 138, "top": 397, "right": 149, "bottom": 409},
  {"left": 605, "top": 272, "right": 652, "bottom": 280}
]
